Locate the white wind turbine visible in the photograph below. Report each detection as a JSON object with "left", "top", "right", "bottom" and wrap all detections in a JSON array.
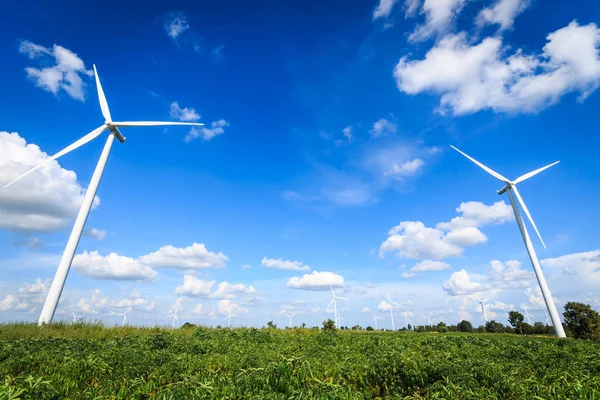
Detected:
[
  {"left": 372, "top": 311, "right": 383, "bottom": 330},
  {"left": 328, "top": 285, "right": 348, "bottom": 328},
  {"left": 424, "top": 312, "right": 433, "bottom": 326},
  {"left": 117, "top": 307, "right": 132, "bottom": 327},
  {"left": 472, "top": 296, "right": 491, "bottom": 322},
  {"left": 523, "top": 306, "right": 533, "bottom": 325},
  {"left": 544, "top": 309, "right": 551, "bottom": 325},
  {"left": 224, "top": 310, "right": 237, "bottom": 328},
  {"left": 403, "top": 311, "right": 413, "bottom": 329},
  {"left": 71, "top": 310, "right": 82, "bottom": 324},
  {"left": 386, "top": 292, "right": 402, "bottom": 331},
  {"left": 284, "top": 312, "right": 297, "bottom": 328},
  {"left": 452, "top": 146, "right": 566, "bottom": 337},
  {"left": 4, "top": 65, "right": 204, "bottom": 326},
  {"left": 167, "top": 304, "right": 181, "bottom": 329}
]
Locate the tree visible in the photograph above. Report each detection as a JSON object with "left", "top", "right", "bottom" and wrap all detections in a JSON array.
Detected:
[
  {"left": 322, "top": 319, "right": 336, "bottom": 332},
  {"left": 266, "top": 321, "right": 277, "bottom": 329},
  {"left": 485, "top": 320, "right": 505, "bottom": 333},
  {"left": 365, "top": 326, "right": 374, "bottom": 331},
  {"left": 351, "top": 325, "right": 362, "bottom": 330},
  {"left": 301, "top": 322, "right": 306, "bottom": 328},
  {"left": 508, "top": 311, "right": 525, "bottom": 334},
  {"left": 457, "top": 320, "right": 473, "bottom": 333},
  {"left": 563, "top": 302, "right": 600, "bottom": 340}
]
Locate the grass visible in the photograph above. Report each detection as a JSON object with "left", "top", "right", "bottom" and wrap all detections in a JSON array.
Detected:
[{"left": 1, "top": 323, "right": 600, "bottom": 399}]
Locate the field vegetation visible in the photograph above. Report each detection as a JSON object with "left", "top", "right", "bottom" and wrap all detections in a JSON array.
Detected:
[{"left": 1, "top": 320, "right": 600, "bottom": 399}]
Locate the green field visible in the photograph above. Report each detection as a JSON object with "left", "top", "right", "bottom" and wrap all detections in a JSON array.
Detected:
[{"left": 1, "top": 324, "right": 599, "bottom": 399}]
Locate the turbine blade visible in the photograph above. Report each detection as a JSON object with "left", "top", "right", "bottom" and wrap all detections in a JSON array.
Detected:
[
  {"left": 512, "top": 186, "right": 546, "bottom": 248},
  {"left": 328, "top": 298, "right": 335, "bottom": 308},
  {"left": 337, "top": 297, "right": 349, "bottom": 301},
  {"left": 514, "top": 161, "right": 560, "bottom": 185},
  {"left": 111, "top": 121, "right": 204, "bottom": 127},
  {"left": 450, "top": 146, "right": 510, "bottom": 183},
  {"left": 386, "top": 292, "right": 392, "bottom": 302},
  {"left": 4, "top": 125, "right": 107, "bottom": 188},
  {"left": 93, "top": 65, "right": 112, "bottom": 123}
]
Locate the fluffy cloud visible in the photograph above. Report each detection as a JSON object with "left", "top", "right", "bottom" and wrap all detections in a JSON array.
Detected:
[
  {"left": 476, "top": 0, "right": 529, "bottom": 31},
  {"left": 77, "top": 289, "right": 108, "bottom": 315},
  {"left": 139, "top": 242, "right": 228, "bottom": 270},
  {"left": 443, "top": 227, "right": 487, "bottom": 247},
  {"left": 487, "top": 260, "right": 533, "bottom": 288},
  {"left": 261, "top": 257, "right": 310, "bottom": 271},
  {"left": 395, "top": 21, "right": 600, "bottom": 115},
  {"left": 83, "top": 228, "right": 106, "bottom": 240},
  {"left": 185, "top": 119, "right": 229, "bottom": 142},
  {"left": 72, "top": 251, "right": 157, "bottom": 281},
  {"left": 174, "top": 274, "right": 255, "bottom": 299},
  {"left": 370, "top": 118, "right": 397, "bottom": 137},
  {"left": 373, "top": 0, "right": 401, "bottom": 20},
  {"left": 442, "top": 269, "right": 488, "bottom": 296},
  {"left": 0, "top": 132, "right": 100, "bottom": 233},
  {"left": 170, "top": 102, "right": 201, "bottom": 121},
  {"left": 437, "top": 201, "right": 514, "bottom": 230},
  {"left": 380, "top": 221, "right": 464, "bottom": 260},
  {"left": 287, "top": 271, "right": 344, "bottom": 290},
  {"left": 19, "top": 40, "right": 93, "bottom": 101},
  {"left": 411, "top": 260, "right": 451, "bottom": 272},
  {"left": 164, "top": 11, "right": 190, "bottom": 40},
  {"left": 111, "top": 296, "right": 156, "bottom": 312},
  {"left": 335, "top": 126, "right": 353, "bottom": 146},
  {"left": 541, "top": 250, "right": 600, "bottom": 281},
  {"left": 408, "top": 0, "right": 466, "bottom": 42}
]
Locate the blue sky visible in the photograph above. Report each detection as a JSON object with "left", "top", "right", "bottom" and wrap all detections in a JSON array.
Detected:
[{"left": 1, "top": 0, "right": 599, "bottom": 329}]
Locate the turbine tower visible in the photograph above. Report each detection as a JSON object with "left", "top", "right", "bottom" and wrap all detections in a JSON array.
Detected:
[
  {"left": 473, "top": 296, "right": 490, "bottom": 322},
  {"left": 425, "top": 312, "right": 433, "bottom": 326},
  {"left": 224, "top": 310, "right": 237, "bottom": 328},
  {"left": 523, "top": 306, "right": 533, "bottom": 325},
  {"left": 403, "top": 311, "right": 413, "bottom": 329},
  {"left": 386, "top": 292, "right": 402, "bottom": 331},
  {"left": 284, "top": 312, "right": 297, "bottom": 328},
  {"left": 5, "top": 65, "right": 204, "bottom": 326},
  {"left": 372, "top": 311, "right": 382, "bottom": 330},
  {"left": 452, "top": 146, "right": 566, "bottom": 338},
  {"left": 117, "top": 307, "right": 132, "bottom": 327},
  {"left": 167, "top": 304, "right": 180, "bottom": 329},
  {"left": 328, "top": 285, "right": 348, "bottom": 328}
]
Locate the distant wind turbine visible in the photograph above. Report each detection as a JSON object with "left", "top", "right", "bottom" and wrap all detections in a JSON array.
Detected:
[
  {"left": 523, "top": 306, "right": 533, "bottom": 325},
  {"left": 225, "top": 310, "right": 237, "bottom": 328},
  {"left": 451, "top": 146, "right": 566, "bottom": 338},
  {"left": 4, "top": 65, "right": 204, "bottom": 326},
  {"left": 328, "top": 285, "right": 348, "bottom": 328},
  {"left": 284, "top": 312, "right": 297, "bottom": 328},
  {"left": 386, "top": 292, "right": 402, "bottom": 331},
  {"left": 472, "top": 296, "right": 491, "bottom": 322},
  {"left": 544, "top": 310, "right": 551, "bottom": 325},
  {"left": 117, "top": 307, "right": 132, "bottom": 327},
  {"left": 424, "top": 312, "right": 433, "bottom": 326},
  {"left": 71, "top": 310, "right": 82, "bottom": 324},
  {"left": 403, "top": 311, "right": 413, "bottom": 329},
  {"left": 167, "top": 304, "right": 181, "bottom": 329},
  {"left": 372, "top": 311, "right": 383, "bottom": 330}
]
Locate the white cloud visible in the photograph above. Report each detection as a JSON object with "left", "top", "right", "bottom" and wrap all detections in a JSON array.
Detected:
[
  {"left": 164, "top": 12, "right": 190, "bottom": 40},
  {"left": 18, "top": 278, "right": 47, "bottom": 295},
  {"left": 408, "top": 0, "right": 466, "bottom": 42},
  {"left": 541, "top": 250, "right": 600, "bottom": 281},
  {"left": 261, "top": 257, "right": 310, "bottom": 271},
  {"left": 370, "top": 118, "right": 397, "bottom": 137},
  {"left": 383, "top": 159, "right": 425, "bottom": 179},
  {"left": 72, "top": 251, "right": 157, "bottom": 281},
  {"left": 443, "top": 226, "right": 487, "bottom": 247},
  {"left": 174, "top": 274, "right": 255, "bottom": 299},
  {"left": 335, "top": 126, "right": 354, "bottom": 146},
  {"left": 404, "top": 0, "right": 421, "bottom": 17},
  {"left": 373, "top": 0, "right": 401, "bottom": 20},
  {"left": 488, "top": 260, "right": 533, "bottom": 288},
  {"left": 395, "top": 21, "right": 600, "bottom": 115},
  {"left": 170, "top": 102, "right": 201, "bottom": 122},
  {"left": 437, "top": 201, "right": 514, "bottom": 230},
  {"left": 112, "top": 297, "right": 156, "bottom": 312},
  {"left": 0, "top": 295, "right": 16, "bottom": 311},
  {"left": 139, "top": 242, "right": 228, "bottom": 270},
  {"left": 12, "top": 236, "right": 44, "bottom": 248},
  {"left": 287, "top": 271, "right": 344, "bottom": 290},
  {"left": 191, "top": 304, "right": 203, "bottom": 314},
  {"left": 380, "top": 221, "right": 463, "bottom": 260},
  {"left": 361, "top": 307, "right": 372, "bottom": 313},
  {"left": 241, "top": 264, "right": 252, "bottom": 269},
  {"left": 77, "top": 289, "right": 108, "bottom": 315},
  {"left": 83, "top": 228, "right": 106, "bottom": 240},
  {"left": 19, "top": 40, "right": 93, "bottom": 101},
  {"left": 411, "top": 260, "right": 451, "bottom": 272},
  {"left": 476, "top": 0, "right": 529, "bottom": 31},
  {"left": 401, "top": 271, "right": 417, "bottom": 278},
  {"left": 185, "top": 119, "right": 229, "bottom": 142},
  {"left": 0, "top": 132, "right": 100, "bottom": 233},
  {"left": 212, "top": 45, "right": 225, "bottom": 60},
  {"left": 377, "top": 301, "right": 392, "bottom": 311},
  {"left": 442, "top": 269, "right": 488, "bottom": 296}
]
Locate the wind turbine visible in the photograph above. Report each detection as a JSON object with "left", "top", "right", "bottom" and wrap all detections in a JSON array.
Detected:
[
  {"left": 386, "top": 292, "right": 402, "bottom": 331},
  {"left": 117, "top": 307, "right": 131, "bottom": 327},
  {"left": 372, "top": 311, "right": 383, "bottom": 330},
  {"left": 328, "top": 285, "right": 348, "bottom": 328},
  {"left": 167, "top": 304, "right": 180, "bottom": 329},
  {"left": 544, "top": 309, "right": 551, "bottom": 325},
  {"left": 284, "top": 312, "right": 297, "bottom": 328},
  {"left": 424, "top": 312, "right": 433, "bottom": 326},
  {"left": 451, "top": 146, "right": 566, "bottom": 338},
  {"left": 472, "top": 296, "right": 490, "bottom": 322},
  {"left": 403, "top": 311, "right": 413, "bottom": 329},
  {"left": 224, "top": 310, "right": 237, "bottom": 328},
  {"left": 523, "top": 306, "right": 533, "bottom": 325},
  {"left": 4, "top": 65, "right": 204, "bottom": 326},
  {"left": 71, "top": 310, "right": 82, "bottom": 324}
]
